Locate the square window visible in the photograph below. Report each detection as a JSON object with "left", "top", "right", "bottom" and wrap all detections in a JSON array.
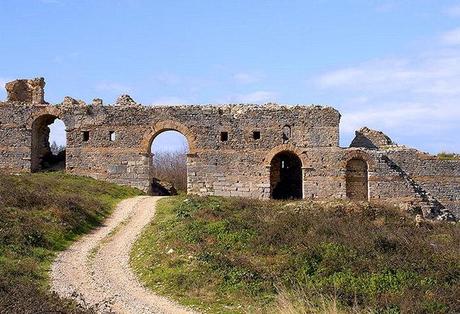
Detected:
[
  {"left": 253, "top": 131, "right": 261, "bottom": 140},
  {"left": 109, "top": 131, "right": 116, "bottom": 141},
  {"left": 220, "top": 131, "right": 228, "bottom": 142},
  {"left": 82, "top": 131, "right": 89, "bottom": 142}
]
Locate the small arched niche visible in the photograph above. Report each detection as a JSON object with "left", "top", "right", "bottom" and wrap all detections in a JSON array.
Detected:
[
  {"left": 270, "top": 150, "right": 302, "bottom": 200},
  {"left": 31, "top": 115, "right": 67, "bottom": 172},
  {"left": 345, "top": 158, "right": 369, "bottom": 201},
  {"left": 149, "top": 130, "right": 189, "bottom": 195}
]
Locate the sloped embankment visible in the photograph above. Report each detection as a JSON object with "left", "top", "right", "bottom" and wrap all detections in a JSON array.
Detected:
[
  {"left": 0, "top": 172, "right": 142, "bottom": 313},
  {"left": 131, "top": 196, "right": 460, "bottom": 313}
]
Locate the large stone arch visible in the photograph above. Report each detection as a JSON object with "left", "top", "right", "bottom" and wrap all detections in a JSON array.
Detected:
[
  {"left": 27, "top": 106, "right": 63, "bottom": 128},
  {"left": 264, "top": 144, "right": 307, "bottom": 199},
  {"left": 30, "top": 112, "right": 67, "bottom": 172},
  {"left": 140, "top": 120, "right": 197, "bottom": 155},
  {"left": 342, "top": 150, "right": 373, "bottom": 201},
  {"left": 346, "top": 158, "right": 369, "bottom": 201},
  {"left": 341, "top": 149, "right": 375, "bottom": 172},
  {"left": 263, "top": 144, "right": 307, "bottom": 168},
  {"left": 270, "top": 150, "right": 303, "bottom": 199}
]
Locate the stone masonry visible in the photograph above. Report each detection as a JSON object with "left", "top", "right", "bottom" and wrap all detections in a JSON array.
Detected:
[{"left": 0, "top": 78, "right": 458, "bottom": 220}]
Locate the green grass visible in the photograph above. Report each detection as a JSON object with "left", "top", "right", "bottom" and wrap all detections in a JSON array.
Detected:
[
  {"left": 437, "top": 152, "right": 460, "bottom": 160},
  {"left": 131, "top": 196, "right": 460, "bottom": 314},
  {"left": 0, "top": 172, "right": 143, "bottom": 313}
]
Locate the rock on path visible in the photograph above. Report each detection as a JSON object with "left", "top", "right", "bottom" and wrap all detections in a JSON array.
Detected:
[{"left": 51, "top": 196, "right": 196, "bottom": 314}]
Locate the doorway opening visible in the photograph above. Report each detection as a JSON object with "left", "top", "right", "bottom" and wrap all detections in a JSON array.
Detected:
[
  {"left": 150, "top": 130, "right": 189, "bottom": 195},
  {"left": 270, "top": 151, "right": 302, "bottom": 199},
  {"left": 31, "top": 115, "right": 66, "bottom": 172},
  {"left": 346, "top": 158, "right": 369, "bottom": 201}
]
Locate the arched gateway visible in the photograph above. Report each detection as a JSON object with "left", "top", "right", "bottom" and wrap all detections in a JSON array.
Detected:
[
  {"left": 270, "top": 151, "right": 303, "bottom": 199},
  {"left": 31, "top": 114, "right": 66, "bottom": 172}
]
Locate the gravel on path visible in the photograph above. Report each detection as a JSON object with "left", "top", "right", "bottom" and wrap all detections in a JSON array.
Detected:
[{"left": 51, "top": 196, "right": 196, "bottom": 314}]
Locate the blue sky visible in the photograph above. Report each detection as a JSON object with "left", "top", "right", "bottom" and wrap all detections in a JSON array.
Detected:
[{"left": 1, "top": 1, "right": 460, "bottom": 153}]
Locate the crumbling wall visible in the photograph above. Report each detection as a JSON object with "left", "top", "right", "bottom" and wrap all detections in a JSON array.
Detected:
[
  {"left": 5, "top": 78, "right": 46, "bottom": 104},
  {"left": 0, "top": 78, "right": 458, "bottom": 220},
  {"left": 350, "top": 127, "right": 394, "bottom": 149},
  {"left": 384, "top": 148, "right": 460, "bottom": 217}
]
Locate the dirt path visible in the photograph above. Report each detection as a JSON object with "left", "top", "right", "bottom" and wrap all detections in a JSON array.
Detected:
[{"left": 51, "top": 196, "right": 195, "bottom": 314}]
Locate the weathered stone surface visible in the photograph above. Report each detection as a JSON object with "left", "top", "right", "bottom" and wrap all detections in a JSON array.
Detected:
[
  {"left": 0, "top": 78, "right": 458, "bottom": 221},
  {"left": 116, "top": 95, "right": 137, "bottom": 107},
  {"left": 62, "top": 96, "right": 86, "bottom": 107},
  {"left": 151, "top": 178, "right": 177, "bottom": 196},
  {"left": 350, "top": 127, "right": 394, "bottom": 149},
  {"left": 5, "top": 77, "right": 46, "bottom": 104}
]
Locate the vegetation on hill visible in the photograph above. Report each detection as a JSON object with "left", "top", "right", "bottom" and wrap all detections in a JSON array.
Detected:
[
  {"left": 131, "top": 196, "right": 460, "bottom": 314},
  {"left": 0, "top": 172, "right": 143, "bottom": 313},
  {"left": 437, "top": 152, "right": 460, "bottom": 160}
]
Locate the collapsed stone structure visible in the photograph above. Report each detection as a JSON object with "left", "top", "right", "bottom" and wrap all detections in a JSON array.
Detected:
[{"left": 0, "top": 78, "right": 458, "bottom": 220}]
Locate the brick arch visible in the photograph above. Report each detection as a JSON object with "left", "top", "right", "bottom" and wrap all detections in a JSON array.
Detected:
[
  {"left": 341, "top": 149, "right": 376, "bottom": 172},
  {"left": 263, "top": 144, "right": 307, "bottom": 168},
  {"left": 30, "top": 111, "right": 67, "bottom": 173},
  {"left": 141, "top": 120, "right": 197, "bottom": 154},
  {"left": 27, "top": 107, "right": 63, "bottom": 128}
]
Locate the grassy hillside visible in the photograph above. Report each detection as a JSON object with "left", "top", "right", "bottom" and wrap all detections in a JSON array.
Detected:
[
  {"left": 131, "top": 196, "right": 460, "bottom": 314},
  {"left": 0, "top": 172, "right": 143, "bottom": 313}
]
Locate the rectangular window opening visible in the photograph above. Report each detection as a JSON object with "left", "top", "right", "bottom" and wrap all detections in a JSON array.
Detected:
[
  {"left": 82, "top": 131, "right": 89, "bottom": 142},
  {"left": 109, "top": 131, "right": 116, "bottom": 142},
  {"left": 220, "top": 131, "right": 228, "bottom": 142},
  {"left": 253, "top": 131, "right": 261, "bottom": 140}
]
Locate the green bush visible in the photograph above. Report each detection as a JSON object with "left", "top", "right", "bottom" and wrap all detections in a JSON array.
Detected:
[{"left": 131, "top": 196, "right": 460, "bottom": 313}]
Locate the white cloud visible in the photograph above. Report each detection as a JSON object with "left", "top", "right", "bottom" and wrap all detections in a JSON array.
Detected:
[
  {"left": 232, "top": 72, "right": 260, "bottom": 84},
  {"left": 444, "top": 4, "right": 460, "bottom": 17},
  {"left": 233, "top": 91, "right": 277, "bottom": 103},
  {"left": 314, "top": 29, "right": 460, "bottom": 152},
  {"left": 375, "top": 2, "right": 398, "bottom": 13},
  {"left": 316, "top": 52, "right": 460, "bottom": 96},
  {"left": 40, "top": 0, "right": 62, "bottom": 4},
  {"left": 149, "top": 96, "right": 189, "bottom": 105},
  {"left": 341, "top": 102, "right": 460, "bottom": 134},
  {"left": 153, "top": 73, "right": 181, "bottom": 85},
  {"left": 0, "top": 78, "right": 11, "bottom": 101},
  {"left": 95, "top": 82, "right": 132, "bottom": 94},
  {"left": 440, "top": 27, "right": 460, "bottom": 45}
]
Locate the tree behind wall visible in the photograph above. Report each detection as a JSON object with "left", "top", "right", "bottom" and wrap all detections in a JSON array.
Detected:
[{"left": 150, "top": 150, "right": 187, "bottom": 192}]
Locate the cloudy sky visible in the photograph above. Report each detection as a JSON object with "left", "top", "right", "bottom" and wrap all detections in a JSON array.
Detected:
[{"left": 1, "top": 1, "right": 460, "bottom": 153}]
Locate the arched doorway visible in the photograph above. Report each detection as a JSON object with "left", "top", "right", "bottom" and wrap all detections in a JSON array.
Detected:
[
  {"left": 346, "top": 158, "right": 368, "bottom": 201},
  {"left": 149, "top": 130, "right": 189, "bottom": 195},
  {"left": 31, "top": 115, "right": 66, "bottom": 172},
  {"left": 270, "top": 151, "right": 302, "bottom": 199}
]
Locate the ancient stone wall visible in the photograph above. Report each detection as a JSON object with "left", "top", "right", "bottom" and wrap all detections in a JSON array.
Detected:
[{"left": 0, "top": 78, "right": 458, "bottom": 220}]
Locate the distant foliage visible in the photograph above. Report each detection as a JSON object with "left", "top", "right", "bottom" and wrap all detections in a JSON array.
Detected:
[
  {"left": 437, "top": 152, "right": 460, "bottom": 160},
  {"left": 151, "top": 149, "right": 187, "bottom": 192},
  {"left": 50, "top": 140, "right": 66, "bottom": 156}
]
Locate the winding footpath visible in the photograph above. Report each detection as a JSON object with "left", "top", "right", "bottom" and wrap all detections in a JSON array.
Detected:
[{"left": 51, "top": 196, "right": 195, "bottom": 314}]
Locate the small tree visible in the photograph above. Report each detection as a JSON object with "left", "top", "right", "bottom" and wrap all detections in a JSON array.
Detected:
[{"left": 50, "top": 141, "right": 65, "bottom": 156}]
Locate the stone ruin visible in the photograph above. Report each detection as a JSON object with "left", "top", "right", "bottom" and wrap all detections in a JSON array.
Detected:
[{"left": 0, "top": 78, "right": 458, "bottom": 220}]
